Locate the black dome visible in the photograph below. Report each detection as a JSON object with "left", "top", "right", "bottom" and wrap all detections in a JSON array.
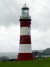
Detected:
[{"left": 22, "top": 4, "right": 29, "bottom": 10}]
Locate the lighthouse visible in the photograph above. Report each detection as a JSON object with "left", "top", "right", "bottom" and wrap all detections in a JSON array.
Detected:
[{"left": 17, "top": 4, "right": 33, "bottom": 61}]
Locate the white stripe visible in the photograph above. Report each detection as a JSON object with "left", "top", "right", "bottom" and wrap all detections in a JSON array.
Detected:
[
  {"left": 19, "top": 44, "right": 32, "bottom": 53},
  {"left": 20, "top": 27, "right": 31, "bottom": 35}
]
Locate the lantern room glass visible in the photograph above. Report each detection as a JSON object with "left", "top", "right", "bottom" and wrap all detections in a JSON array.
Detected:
[{"left": 22, "top": 10, "right": 29, "bottom": 14}]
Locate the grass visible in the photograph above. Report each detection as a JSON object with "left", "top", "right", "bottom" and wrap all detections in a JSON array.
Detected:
[{"left": 0, "top": 57, "right": 50, "bottom": 67}]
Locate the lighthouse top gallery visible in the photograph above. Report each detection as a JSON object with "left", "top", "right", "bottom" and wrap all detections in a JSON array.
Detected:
[{"left": 17, "top": 4, "right": 34, "bottom": 61}]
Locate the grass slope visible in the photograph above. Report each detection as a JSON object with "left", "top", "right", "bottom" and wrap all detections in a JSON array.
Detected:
[{"left": 0, "top": 57, "right": 50, "bottom": 67}]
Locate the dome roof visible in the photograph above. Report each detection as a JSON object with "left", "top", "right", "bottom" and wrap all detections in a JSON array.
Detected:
[{"left": 22, "top": 4, "right": 29, "bottom": 10}]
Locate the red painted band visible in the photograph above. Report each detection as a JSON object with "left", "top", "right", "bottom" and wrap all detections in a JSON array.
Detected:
[
  {"left": 20, "top": 35, "right": 31, "bottom": 44},
  {"left": 19, "top": 19, "right": 31, "bottom": 21},
  {"left": 17, "top": 53, "right": 34, "bottom": 61},
  {"left": 20, "top": 19, "right": 31, "bottom": 27}
]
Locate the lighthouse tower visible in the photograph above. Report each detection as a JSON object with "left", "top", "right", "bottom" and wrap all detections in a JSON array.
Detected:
[{"left": 17, "top": 4, "right": 33, "bottom": 61}]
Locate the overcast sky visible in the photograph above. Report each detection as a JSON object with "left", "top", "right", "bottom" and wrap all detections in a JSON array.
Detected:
[{"left": 0, "top": 0, "right": 49, "bottom": 52}]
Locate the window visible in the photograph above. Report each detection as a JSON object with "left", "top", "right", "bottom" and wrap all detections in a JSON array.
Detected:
[{"left": 22, "top": 10, "right": 28, "bottom": 14}]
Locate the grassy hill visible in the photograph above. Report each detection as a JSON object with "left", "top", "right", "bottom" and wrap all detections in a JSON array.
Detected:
[
  {"left": 43, "top": 48, "right": 50, "bottom": 54},
  {"left": 0, "top": 57, "right": 50, "bottom": 67}
]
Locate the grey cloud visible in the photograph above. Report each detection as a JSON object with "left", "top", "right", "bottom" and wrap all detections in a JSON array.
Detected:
[
  {"left": 0, "top": 0, "right": 49, "bottom": 31},
  {"left": 30, "top": 0, "right": 49, "bottom": 30},
  {"left": 0, "top": 0, "right": 50, "bottom": 51},
  {"left": 0, "top": 0, "right": 21, "bottom": 26}
]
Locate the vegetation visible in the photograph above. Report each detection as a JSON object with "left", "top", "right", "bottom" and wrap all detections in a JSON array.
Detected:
[
  {"left": 0, "top": 57, "right": 50, "bottom": 67},
  {"left": 43, "top": 48, "right": 50, "bottom": 54}
]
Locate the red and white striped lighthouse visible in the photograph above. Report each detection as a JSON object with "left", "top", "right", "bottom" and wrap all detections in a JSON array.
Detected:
[{"left": 17, "top": 4, "right": 33, "bottom": 61}]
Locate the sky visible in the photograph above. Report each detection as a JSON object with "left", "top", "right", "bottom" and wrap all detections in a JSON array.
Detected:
[{"left": 0, "top": 0, "right": 49, "bottom": 52}]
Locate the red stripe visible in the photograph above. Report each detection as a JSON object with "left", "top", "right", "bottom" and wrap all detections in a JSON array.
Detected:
[
  {"left": 17, "top": 53, "right": 34, "bottom": 61},
  {"left": 20, "top": 19, "right": 31, "bottom": 27},
  {"left": 19, "top": 19, "right": 31, "bottom": 21},
  {"left": 20, "top": 35, "right": 31, "bottom": 44}
]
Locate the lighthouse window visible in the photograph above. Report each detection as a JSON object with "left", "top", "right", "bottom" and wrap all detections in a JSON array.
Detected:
[
  {"left": 28, "top": 27, "right": 29, "bottom": 29},
  {"left": 21, "top": 27, "right": 22, "bottom": 29},
  {"left": 20, "top": 38, "right": 23, "bottom": 42},
  {"left": 22, "top": 10, "right": 28, "bottom": 14},
  {"left": 28, "top": 33, "right": 29, "bottom": 35}
]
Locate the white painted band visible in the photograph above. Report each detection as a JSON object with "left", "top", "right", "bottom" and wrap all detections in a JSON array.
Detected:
[
  {"left": 20, "top": 27, "right": 31, "bottom": 35},
  {"left": 19, "top": 44, "right": 32, "bottom": 53}
]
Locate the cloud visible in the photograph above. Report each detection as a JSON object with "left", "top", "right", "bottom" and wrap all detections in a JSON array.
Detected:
[
  {"left": 0, "top": 0, "right": 49, "bottom": 30},
  {"left": 0, "top": 25, "right": 20, "bottom": 52},
  {"left": 0, "top": 0, "right": 50, "bottom": 51},
  {"left": 0, "top": 0, "right": 20, "bottom": 26},
  {"left": 30, "top": 0, "right": 49, "bottom": 30},
  {"left": 31, "top": 29, "right": 50, "bottom": 50},
  {"left": 0, "top": 25, "right": 50, "bottom": 52}
]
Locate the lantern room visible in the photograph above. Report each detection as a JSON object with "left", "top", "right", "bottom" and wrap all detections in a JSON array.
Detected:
[
  {"left": 22, "top": 4, "right": 29, "bottom": 15},
  {"left": 20, "top": 4, "right": 30, "bottom": 19}
]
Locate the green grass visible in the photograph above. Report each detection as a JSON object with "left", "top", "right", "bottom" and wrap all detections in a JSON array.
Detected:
[{"left": 0, "top": 57, "right": 50, "bottom": 67}]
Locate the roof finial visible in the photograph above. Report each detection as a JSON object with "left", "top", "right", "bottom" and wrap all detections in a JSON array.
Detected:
[
  {"left": 24, "top": 3, "right": 26, "bottom": 7},
  {"left": 25, "top": 4, "right": 26, "bottom": 6}
]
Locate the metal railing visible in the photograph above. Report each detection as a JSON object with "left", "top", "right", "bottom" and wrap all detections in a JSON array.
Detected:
[{"left": 20, "top": 16, "right": 31, "bottom": 19}]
